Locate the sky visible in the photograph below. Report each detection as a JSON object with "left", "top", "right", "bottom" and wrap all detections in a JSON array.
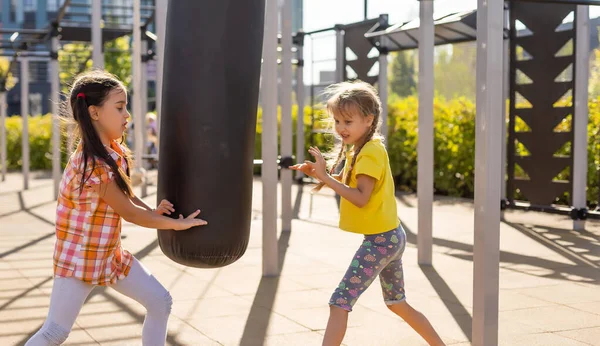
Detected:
[{"left": 300, "top": 0, "right": 600, "bottom": 85}]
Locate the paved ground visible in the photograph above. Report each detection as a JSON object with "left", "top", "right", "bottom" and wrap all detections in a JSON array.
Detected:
[{"left": 0, "top": 171, "right": 599, "bottom": 345}]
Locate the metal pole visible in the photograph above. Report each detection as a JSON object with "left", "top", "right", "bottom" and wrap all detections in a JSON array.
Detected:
[
  {"left": 417, "top": 0, "right": 434, "bottom": 266},
  {"left": 140, "top": 37, "right": 148, "bottom": 198},
  {"left": 92, "top": 0, "right": 104, "bottom": 69},
  {"left": 51, "top": 33, "right": 61, "bottom": 199},
  {"left": 501, "top": 5, "right": 509, "bottom": 205},
  {"left": 473, "top": 0, "right": 503, "bottom": 343},
  {"left": 21, "top": 58, "right": 30, "bottom": 190},
  {"left": 281, "top": 0, "right": 293, "bottom": 232},
  {"left": 573, "top": 5, "right": 589, "bottom": 231},
  {"left": 133, "top": 0, "right": 144, "bottom": 192},
  {"left": 296, "top": 34, "right": 305, "bottom": 179},
  {"left": 364, "top": 0, "right": 368, "bottom": 20},
  {"left": 335, "top": 26, "right": 345, "bottom": 83},
  {"left": 262, "top": 0, "right": 279, "bottom": 276},
  {"left": 0, "top": 91, "right": 6, "bottom": 182},
  {"left": 378, "top": 49, "right": 388, "bottom": 142},
  {"left": 155, "top": 0, "right": 168, "bottom": 154}
]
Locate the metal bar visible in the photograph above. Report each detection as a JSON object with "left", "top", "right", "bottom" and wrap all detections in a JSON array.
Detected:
[
  {"left": 262, "top": 0, "right": 279, "bottom": 276},
  {"left": 440, "top": 25, "right": 477, "bottom": 39},
  {"left": 378, "top": 51, "right": 388, "bottom": 141},
  {"left": 509, "top": 201, "right": 600, "bottom": 218},
  {"left": 417, "top": 0, "right": 434, "bottom": 266},
  {"left": 55, "top": 0, "right": 73, "bottom": 24},
  {"left": 473, "top": 0, "right": 503, "bottom": 343},
  {"left": 143, "top": 9, "right": 156, "bottom": 28},
  {"left": 155, "top": 0, "right": 168, "bottom": 157},
  {"left": 304, "top": 26, "right": 337, "bottom": 36},
  {"left": 296, "top": 42, "right": 305, "bottom": 180},
  {"left": 51, "top": 35, "right": 61, "bottom": 199},
  {"left": 92, "top": 0, "right": 103, "bottom": 69},
  {"left": 0, "top": 29, "right": 47, "bottom": 35},
  {"left": 335, "top": 27, "right": 345, "bottom": 82},
  {"left": 0, "top": 92, "right": 6, "bottom": 182},
  {"left": 386, "top": 35, "right": 405, "bottom": 50},
  {"left": 21, "top": 58, "right": 30, "bottom": 191},
  {"left": 507, "top": 6, "right": 517, "bottom": 204},
  {"left": 140, "top": 37, "right": 148, "bottom": 198},
  {"left": 573, "top": 5, "right": 590, "bottom": 230},
  {"left": 501, "top": 4, "right": 509, "bottom": 203},
  {"left": 281, "top": 0, "right": 293, "bottom": 233},
  {"left": 133, "top": 0, "right": 144, "bottom": 187},
  {"left": 434, "top": 32, "right": 450, "bottom": 41},
  {"left": 404, "top": 30, "right": 419, "bottom": 45}
]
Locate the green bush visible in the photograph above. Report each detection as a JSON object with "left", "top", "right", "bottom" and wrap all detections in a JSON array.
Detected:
[
  {"left": 3, "top": 98, "right": 600, "bottom": 207},
  {"left": 4, "top": 114, "right": 70, "bottom": 171},
  {"left": 386, "top": 96, "right": 476, "bottom": 198}
]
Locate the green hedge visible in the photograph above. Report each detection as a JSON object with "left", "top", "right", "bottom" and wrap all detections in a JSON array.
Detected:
[{"left": 3, "top": 97, "right": 600, "bottom": 206}]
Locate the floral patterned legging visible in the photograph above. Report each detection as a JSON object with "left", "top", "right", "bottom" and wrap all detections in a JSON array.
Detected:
[{"left": 329, "top": 226, "right": 407, "bottom": 312}]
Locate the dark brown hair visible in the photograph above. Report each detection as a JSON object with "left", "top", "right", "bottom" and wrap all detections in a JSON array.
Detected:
[{"left": 65, "top": 70, "right": 133, "bottom": 196}]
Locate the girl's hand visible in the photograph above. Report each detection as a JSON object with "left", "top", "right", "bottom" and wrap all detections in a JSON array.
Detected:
[
  {"left": 155, "top": 199, "right": 175, "bottom": 215},
  {"left": 289, "top": 161, "right": 317, "bottom": 178},
  {"left": 173, "top": 210, "right": 208, "bottom": 231},
  {"left": 308, "top": 146, "right": 328, "bottom": 180}
]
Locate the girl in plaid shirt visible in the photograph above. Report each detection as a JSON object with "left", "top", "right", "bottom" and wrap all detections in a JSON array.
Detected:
[{"left": 26, "top": 71, "right": 207, "bottom": 346}]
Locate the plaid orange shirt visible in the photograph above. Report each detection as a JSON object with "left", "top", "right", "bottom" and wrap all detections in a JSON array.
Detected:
[{"left": 54, "top": 140, "right": 133, "bottom": 285}]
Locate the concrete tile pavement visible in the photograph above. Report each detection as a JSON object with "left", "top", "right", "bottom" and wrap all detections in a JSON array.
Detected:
[{"left": 0, "top": 172, "right": 599, "bottom": 345}]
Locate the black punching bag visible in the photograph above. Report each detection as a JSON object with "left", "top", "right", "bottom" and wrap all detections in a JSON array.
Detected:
[{"left": 157, "top": 0, "right": 265, "bottom": 268}]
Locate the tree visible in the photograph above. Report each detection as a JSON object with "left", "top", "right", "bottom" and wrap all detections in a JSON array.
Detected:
[
  {"left": 0, "top": 56, "right": 16, "bottom": 91},
  {"left": 389, "top": 50, "right": 416, "bottom": 97},
  {"left": 589, "top": 49, "right": 600, "bottom": 98},
  {"left": 104, "top": 36, "right": 132, "bottom": 89},
  {"left": 58, "top": 36, "right": 132, "bottom": 93},
  {"left": 433, "top": 42, "right": 477, "bottom": 100}
]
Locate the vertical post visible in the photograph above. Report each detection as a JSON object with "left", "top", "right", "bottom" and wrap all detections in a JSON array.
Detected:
[
  {"left": 133, "top": 0, "right": 144, "bottom": 189},
  {"left": 51, "top": 31, "right": 61, "bottom": 199},
  {"left": 417, "top": 0, "right": 434, "bottom": 266},
  {"left": 364, "top": 0, "right": 368, "bottom": 20},
  {"left": 573, "top": 5, "right": 589, "bottom": 231},
  {"left": 281, "top": 0, "right": 293, "bottom": 232},
  {"left": 16, "top": 0, "right": 24, "bottom": 24},
  {"left": 335, "top": 25, "right": 345, "bottom": 83},
  {"left": 0, "top": 91, "right": 6, "bottom": 182},
  {"left": 140, "top": 37, "right": 149, "bottom": 198},
  {"left": 262, "top": 0, "right": 279, "bottom": 276},
  {"left": 155, "top": 0, "right": 168, "bottom": 152},
  {"left": 501, "top": 4, "right": 509, "bottom": 206},
  {"left": 92, "top": 0, "right": 104, "bottom": 69},
  {"left": 378, "top": 49, "right": 388, "bottom": 140},
  {"left": 21, "top": 58, "right": 30, "bottom": 190},
  {"left": 473, "top": 0, "right": 503, "bottom": 344},
  {"left": 296, "top": 32, "right": 305, "bottom": 179}
]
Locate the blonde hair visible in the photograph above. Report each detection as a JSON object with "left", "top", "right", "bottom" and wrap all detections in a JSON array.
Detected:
[{"left": 313, "top": 80, "right": 383, "bottom": 192}]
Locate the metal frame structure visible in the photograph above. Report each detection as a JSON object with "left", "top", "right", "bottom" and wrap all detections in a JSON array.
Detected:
[
  {"left": 0, "top": 0, "right": 160, "bottom": 198},
  {"left": 360, "top": 0, "right": 598, "bottom": 344}
]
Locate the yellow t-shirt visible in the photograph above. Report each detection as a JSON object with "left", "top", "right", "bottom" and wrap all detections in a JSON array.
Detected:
[{"left": 339, "top": 138, "right": 400, "bottom": 235}]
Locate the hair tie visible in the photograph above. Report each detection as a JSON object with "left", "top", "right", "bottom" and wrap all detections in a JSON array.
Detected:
[{"left": 76, "top": 92, "right": 86, "bottom": 99}]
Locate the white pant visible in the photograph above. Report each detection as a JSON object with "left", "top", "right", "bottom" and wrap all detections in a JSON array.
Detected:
[{"left": 26, "top": 257, "right": 172, "bottom": 346}]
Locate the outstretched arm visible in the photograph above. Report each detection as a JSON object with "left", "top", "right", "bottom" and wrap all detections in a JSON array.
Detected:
[
  {"left": 93, "top": 181, "right": 206, "bottom": 231},
  {"left": 291, "top": 147, "right": 375, "bottom": 208}
]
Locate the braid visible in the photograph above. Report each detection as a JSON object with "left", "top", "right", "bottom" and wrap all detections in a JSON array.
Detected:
[
  {"left": 312, "top": 144, "right": 345, "bottom": 192},
  {"left": 345, "top": 123, "right": 377, "bottom": 185}
]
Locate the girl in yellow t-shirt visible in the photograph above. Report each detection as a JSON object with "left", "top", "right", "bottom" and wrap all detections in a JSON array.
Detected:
[{"left": 291, "top": 81, "right": 445, "bottom": 346}]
